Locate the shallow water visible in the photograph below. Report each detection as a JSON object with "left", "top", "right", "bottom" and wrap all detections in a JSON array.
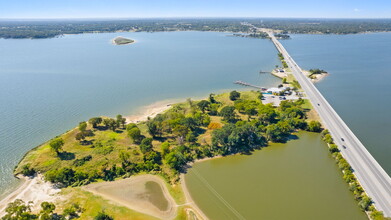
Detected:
[
  {"left": 185, "top": 132, "right": 367, "bottom": 220},
  {"left": 0, "top": 31, "right": 280, "bottom": 196},
  {"left": 145, "top": 181, "right": 169, "bottom": 211}
]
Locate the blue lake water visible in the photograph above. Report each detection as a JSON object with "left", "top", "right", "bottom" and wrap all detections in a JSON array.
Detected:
[
  {"left": 281, "top": 33, "right": 391, "bottom": 175},
  {"left": 0, "top": 31, "right": 280, "bottom": 196}
]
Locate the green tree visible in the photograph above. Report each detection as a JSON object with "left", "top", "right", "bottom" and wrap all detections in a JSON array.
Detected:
[
  {"left": 103, "top": 118, "right": 117, "bottom": 131},
  {"left": 79, "top": 121, "right": 87, "bottom": 132},
  {"left": 209, "top": 103, "right": 219, "bottom": 116},
  {"left": 229, "top": 90, "right": 241, "bottom": 101},
  {"left": 197, "top": 100, "right": 210, "bottom": 113},
  {"left": 307, "top": 121, "right": 322, "bottom": 132},
  {"left": 144, "top": 151, "right": 162, "bottom": 165},
  {"left": 282, "top": 78, "right": 287, "bottom": 84},
  {"left": 265, "top": 121, "right": 292, "bottom": 142},
  {"left": 173, "top": 124, "right": 190, "bottom": 138},
  {"left": 126, "top": 123, "right": 137, "bottom": 131},
  {"left": 40, "top": 202, "right": 55, "bottom": 216},
  {"left": 212, "top": 123, "right": 265, "bottom": 154},
  {"left": 140, "top": 138, "right": 153, "bottom": 154},
  {"left": 219, "top": 106, "right": 237, "bottom": 123},
  {"left": 329, "top": 144, "right": 340, "bottom": 153},
  {"left": 161, "top": 142, "right": 170, "bottom": 157},
  {"left": 258, "top": 104, "right": 278, "bottom": 124},
  {"left": 21, "top": 164, "right": 36, "bottom": 177},
  {"left": 209, "top": 93, "right": 217, "bottom": 103},
  {"left": 358, "top": 196, "right": 372, "bottom": 211},
  {"left": 116, "top": 114, "right": 126, "bottom": 129},
  {"left": 75, "top": 132, "right": 86, "bottom": 143},
  {"left": 94, "top": 211, "right": 114, "bottom": 220},
  {"left": 127, "top": 127, "right": 142, "bottom": 144},
  {"left": 2, "top": 199, "right": 36, "bottom": 220},
  {"left": 88, "top": 117, "right": 102, "bottom": 128},
  {"left": 165, "top": 152, "right": 186, "bottom": 171},
  {"left": 147, "top": 121, "right": 162, "bottom": 137},
  {"left": 49, "top": 138, "right": 64, "bottom": 154}
]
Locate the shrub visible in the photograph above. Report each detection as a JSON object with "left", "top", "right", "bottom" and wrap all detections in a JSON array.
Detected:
[
  {"left": 329, "top": 144, "right": 339, "bottom": 153},
  {"left": 229, "top": 90, "right": 241, "bottom": 101},
  {"left": 94, "top": 211, "right": 114, "bottom": 220},
  {"left": 21, "top": 164, "right": 36, "bottom": 177}
]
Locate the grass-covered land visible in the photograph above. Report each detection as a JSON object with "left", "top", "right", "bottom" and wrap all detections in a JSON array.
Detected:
[
  {"left": 16, "top": 91, "right": 320, "bottom": 184},
  {"left": 9, "top": 89, "right": 322, "bottom": 219}
]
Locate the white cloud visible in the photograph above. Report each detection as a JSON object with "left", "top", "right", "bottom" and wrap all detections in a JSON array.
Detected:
[{"left": 353, "top": 8, "right": 361, "bottom": 12}]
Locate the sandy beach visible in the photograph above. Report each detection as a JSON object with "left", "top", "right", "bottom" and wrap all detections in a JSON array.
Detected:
[
  {"left": 125, "top": 100, "right": 175, "bottom": 124},
  {"left": 0, "top": 175, "right": 60, "bottom": 216}
]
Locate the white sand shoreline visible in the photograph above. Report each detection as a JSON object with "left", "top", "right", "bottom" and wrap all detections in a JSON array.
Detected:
[
  {"left": 124, "top": 99, "right": 179, "bottom": 124},
  {"left": 0, "top": 175, "right": 60, "bottom": 216}
]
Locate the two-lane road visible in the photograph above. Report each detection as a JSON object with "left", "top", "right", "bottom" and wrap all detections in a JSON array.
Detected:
[{"left": 267, "top": 30, "right": 391, "bottom": 216}]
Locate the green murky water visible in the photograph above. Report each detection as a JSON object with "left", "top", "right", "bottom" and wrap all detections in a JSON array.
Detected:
[
  {"left": 145, "top": 181, "right": 169, "bottom": 211},
  {"left": 185, "top": 132, "right": 367, "bottom": 220}
]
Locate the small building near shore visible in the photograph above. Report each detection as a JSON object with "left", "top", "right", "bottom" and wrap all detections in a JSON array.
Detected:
[{"left": 267, "top": 87, "right": 283, "bottom": 94}]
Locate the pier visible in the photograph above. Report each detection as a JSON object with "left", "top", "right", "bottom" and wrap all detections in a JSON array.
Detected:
[{"left": 234, "top": 80, "right": 265, "bottom": 90}]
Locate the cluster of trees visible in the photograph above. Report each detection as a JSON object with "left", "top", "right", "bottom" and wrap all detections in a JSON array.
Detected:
[
  {"left": 3, "top": 19, "right": 391, "bottom": 39},
  {"left": 75, "top": 121, "right": 94, "bottom": 144},
  {"left": 0, "top": 19, "right": 251, "bottom": 39},
  {"left": 139, "top": 92, "right": 322, "bottom": 173},
  {"left": 274, "top": 33, "right": 290, "bottom": 39},
  {"left": 277, "top": 53, "right": 288, "bottom": 68},
  {"left": 321, "top": 130, "right": 388, "bottom": 219},
  {"left": 309, "top": 68, "right": 327, "bottom": 78},
  {"left": 75, "top": 115, "right": 126, "bottom": 144},
  {"left": 45, "top": 167, "right": 90, "bottom": 187},
  {"left": 251, "top": 18, "right": 391, "bottom": 34},
  {"left": 212, "top": 122, "right": 266, "bottom": 155},
  {"left": 232, "top": 31, "right": 269, "bottom": 39},
  {"left": 1, "top": 200, "right": 83, "bottom": 220}
]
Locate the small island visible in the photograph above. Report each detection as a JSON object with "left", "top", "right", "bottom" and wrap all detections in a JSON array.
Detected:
[{"left": 112, "top": 36, "right": 135, "bottom": 45}]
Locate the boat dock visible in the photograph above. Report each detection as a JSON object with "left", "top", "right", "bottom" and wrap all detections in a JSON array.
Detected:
[{"left": 234, "top": 81, "right": 265, "bottom": 90}]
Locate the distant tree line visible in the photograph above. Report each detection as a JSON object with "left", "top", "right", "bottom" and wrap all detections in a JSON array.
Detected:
[{"left": 2, "top": 18, "right": 391, "bottom": 39}]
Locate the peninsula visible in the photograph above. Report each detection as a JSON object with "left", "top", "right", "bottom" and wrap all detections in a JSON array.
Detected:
[{"left": 3, "top": 84, "right": 321, "bottom": 219}]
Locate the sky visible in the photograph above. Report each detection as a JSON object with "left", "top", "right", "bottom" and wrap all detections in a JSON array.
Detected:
[{"left": 0, "top": 0, "right": 390, "bottom": 19}]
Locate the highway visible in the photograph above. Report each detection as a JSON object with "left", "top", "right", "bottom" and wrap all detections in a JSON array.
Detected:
[{"left": 266, "top": 30, "right": 391, "bottom": 216}]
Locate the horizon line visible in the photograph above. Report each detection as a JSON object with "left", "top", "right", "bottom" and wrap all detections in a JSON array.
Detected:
[{"left": 1, "top": 16, "right": 391, "bottom": 21}]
